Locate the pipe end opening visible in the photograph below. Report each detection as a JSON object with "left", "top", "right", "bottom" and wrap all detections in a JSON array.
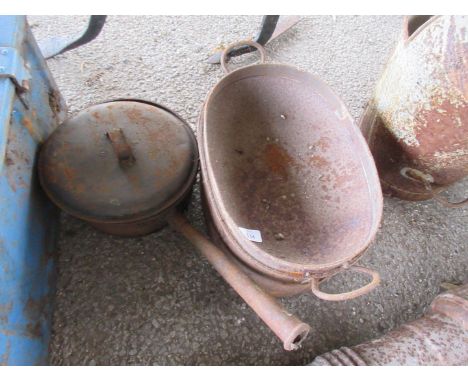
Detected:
[{"left": 284, "top": 324, "right": 310, "bottom": 351}]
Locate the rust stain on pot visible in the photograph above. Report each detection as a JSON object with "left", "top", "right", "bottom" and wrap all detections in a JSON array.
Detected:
[
  {"left": 262, "top": 143, "right": 294, "bottom": 178},
  {"left": 62, "top": 166, "right": 77, "bottom": 183},
  {"left": 308, "top": 155, "right": 330, "bottom": 168},
  {"left": 125, "top": 106, "right": 152, "bottom": 125},
  {"left": 91, "top": 111, "right": 101, "bottom": 121},
  {"left": 313, "top": 136, "right": 332, "bottom": 151}
]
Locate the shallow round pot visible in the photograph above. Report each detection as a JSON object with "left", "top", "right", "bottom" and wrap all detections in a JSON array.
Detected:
[
  {"left": 38, "top": 99, "right": 199, "bottom": 236},
  {"left": 199, "top": 41, "right": 383, "bottom": 300}
]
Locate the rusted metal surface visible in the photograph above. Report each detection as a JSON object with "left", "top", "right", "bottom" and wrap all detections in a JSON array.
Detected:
[
  {"left": 310, "top": 284, "right": 468, "bottom": 365},
  {"left": 38, "top": 99, "right": 198, "bottom": 236},
  {"left": 168, "top": 212, "right": 310, "bottom": 351},
  {"left": 0, "top": 16, "right": 66, "bottom": 365},
  {"left": 361, "top": 16, "right": 468, "bottom": 204},
  {"left": 199, "top": 41, "right": 383, "bottom": 298}
]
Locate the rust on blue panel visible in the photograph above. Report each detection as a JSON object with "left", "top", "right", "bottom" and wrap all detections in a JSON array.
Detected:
[{"left": 0, "top": 15, "right": 66, "bottom": 365}]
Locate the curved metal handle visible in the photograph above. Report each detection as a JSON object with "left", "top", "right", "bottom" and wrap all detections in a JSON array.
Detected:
[
  {"left": 221, "top": 40, "right": 267, "bottom": 74},
  {"left": 311, "top": 266, "right": 380, "bottom": 302},
  {"left": 401, "top": 167, "right": 468, "bottom": 208}
]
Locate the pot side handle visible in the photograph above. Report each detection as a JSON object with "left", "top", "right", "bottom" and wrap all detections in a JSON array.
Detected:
[
  {"left": 311, "top": 266, "right": 381, "bottom": 302},
  {"left": 221, "top": 40, "right": 267, "bottom": 74},
  {"left": 401, "top": 167, "right": 468, "bottom": 208}
]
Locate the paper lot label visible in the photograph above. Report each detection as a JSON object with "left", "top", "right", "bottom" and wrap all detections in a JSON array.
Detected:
[{"left": 239, "top": 227, "right": 262, "bottom": 243}]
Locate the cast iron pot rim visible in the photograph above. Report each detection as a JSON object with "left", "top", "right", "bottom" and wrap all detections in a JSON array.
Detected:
[
  {"left": 403, "top": 15, "right": 439, "bottom": 45},
  {"left": 199, "top": 63, "right": 383, "bottom": 281},
  {"left": 39, "top": 98, "right": 199, "bottom": 225}
]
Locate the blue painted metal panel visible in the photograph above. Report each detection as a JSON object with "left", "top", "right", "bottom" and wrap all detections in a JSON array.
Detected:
[{"left": 0, "top": 15, "right": 67, "bottom": 365}]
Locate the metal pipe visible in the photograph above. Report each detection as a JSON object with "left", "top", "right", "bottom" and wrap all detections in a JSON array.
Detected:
[
  {"left": 168, "top": 212, "right": 311, "bottom": 351},
  {"left": 310, "top": 284, "right": 468, "bottom": 365}
]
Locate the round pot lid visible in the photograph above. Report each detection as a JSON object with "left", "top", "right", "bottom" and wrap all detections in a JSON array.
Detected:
[{"left": 39, "top": 100, "right": 198, "bottom": 222}]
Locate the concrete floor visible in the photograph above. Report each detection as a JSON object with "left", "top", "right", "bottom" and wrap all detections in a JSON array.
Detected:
[{"left": 29, "top": 15, "right": 468, "bottom": 365}]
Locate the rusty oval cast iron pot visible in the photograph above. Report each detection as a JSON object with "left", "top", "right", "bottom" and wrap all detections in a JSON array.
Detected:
[{"left": 199, "top": 41, "right": 383, "bottom": 300}]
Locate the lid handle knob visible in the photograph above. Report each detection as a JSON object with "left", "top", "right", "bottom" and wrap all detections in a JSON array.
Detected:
[{"left": 105, "top": 129, "right": 136, "bottom": 169}]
